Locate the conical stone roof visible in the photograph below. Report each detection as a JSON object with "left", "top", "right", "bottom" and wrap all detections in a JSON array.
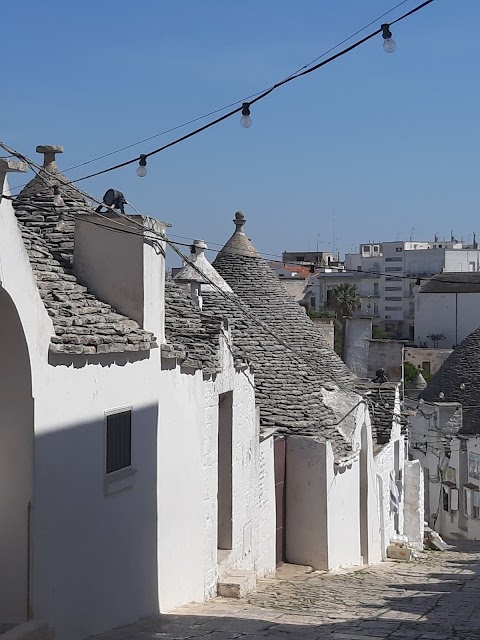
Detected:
[
  {"left": 11, "top": 145, "right": 157, "bottom": 355},
  {"left": 421, "top": 327, "right": 480, "bottom": 435},
  {"left": 213, "top": 211, "right": 356, "bottom": 387}
]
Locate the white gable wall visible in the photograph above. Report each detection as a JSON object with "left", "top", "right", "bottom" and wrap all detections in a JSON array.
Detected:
[
  {"left": 415, "top": 291, "right": 480, "bottom": 347},
  {"left": 1, "top": 180, "right": 163, "bottom": 639}
]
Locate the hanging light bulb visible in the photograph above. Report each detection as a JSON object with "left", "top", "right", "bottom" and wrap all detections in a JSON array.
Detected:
[
  {"left": 439, "top": 391, "right": 445, "bottom": 400},
  {"left": 53, "top": 185, "right": 65, "bottom": 207},
  {"left": 136, "top": 154, "right": 147, "bottom": 177},
  {"left": 381, "top": 23, "right": 396, "bottom": 53},
  {"left": 460, "top": 382, "right": 466, "bottom": 390},
  {"left": 240, "top": 103, "right": 252, "bottom": 128}
]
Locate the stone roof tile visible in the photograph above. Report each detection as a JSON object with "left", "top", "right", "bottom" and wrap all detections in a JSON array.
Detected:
[
  {"left": 13, "top": 147, "right": 157, "bottom": 355},
  {"left": 421, "top": 327, "right": 480, "bottom": 435}
]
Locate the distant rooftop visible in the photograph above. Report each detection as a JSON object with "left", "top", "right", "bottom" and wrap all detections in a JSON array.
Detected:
[{"left": 420, "top": 272, "right": 480, "bottom": 294}]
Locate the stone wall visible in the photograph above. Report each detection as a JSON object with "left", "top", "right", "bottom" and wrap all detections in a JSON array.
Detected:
[
  {"left": 344, "top": 318, "right": 373, "bottom": 377},
  {"left": 368, "top": 340, "right": 404, "bottom": 382},
  {"left": 311, "top": 318, "right": 335, "bottom": 350}
]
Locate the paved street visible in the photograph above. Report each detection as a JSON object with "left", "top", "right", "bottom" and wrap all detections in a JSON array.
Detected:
[{"left": 91, "top": 541, "right": 480, "bottom": 640}]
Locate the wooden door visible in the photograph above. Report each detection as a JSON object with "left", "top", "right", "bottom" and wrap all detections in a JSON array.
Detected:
[{"left": 274, "top": 436, "right": 286, "bottom": 565}]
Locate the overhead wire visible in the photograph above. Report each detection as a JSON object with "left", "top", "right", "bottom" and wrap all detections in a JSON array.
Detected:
[
  {"left": 5, "top": 0, "right": 422, "bottom": 196},
  {"left": 45, "top": 0, "right": 435, "bottom": 184}
]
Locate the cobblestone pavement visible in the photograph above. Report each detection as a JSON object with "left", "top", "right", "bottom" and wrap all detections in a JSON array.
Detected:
[{"left": 90, "top": 541, "right": 480, "bottom": 640}]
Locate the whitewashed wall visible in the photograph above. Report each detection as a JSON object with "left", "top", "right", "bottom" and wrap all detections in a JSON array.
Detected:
[
  {"left": 1, "top": 182, "right": 276, "bottom": 640},
  {"left": 415, "top": 291, "right": 480, "bottom": 347},
  {"left": 1, "top": 183, "right": 163, "bottom": 640},
  {"left": 256, "top": 434, "right": 276, "bottom": 576},
  {"left": 203, "top": 328, "right": 275, "bottom": 596},
  {"left": 286, "top": 399, "right": 382, "bottom": 571}
]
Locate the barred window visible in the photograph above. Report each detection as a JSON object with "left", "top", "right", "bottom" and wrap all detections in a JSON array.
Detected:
[{"left": 106, "top": 410, "right": 132, "bottom": 474}]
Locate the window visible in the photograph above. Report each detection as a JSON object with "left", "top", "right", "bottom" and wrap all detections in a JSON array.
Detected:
[
  {"left": 385, "top": 257, "right": 403, "bottom": 262},
  {"left": 374, "top": 283, "right": 379, "bottom": 296},
  {"left": 385, "top": 286, "right": 402, "bottom": 291},
  {"left": 385, "top": 276, "right": 402, "bottom": 282},
  {"left": 385, "top": 267, "right": 403, "bottom": 272},
  {"left": 106, "top": 409, "right": 132, "bottom": 474},
  {"left": 373, "top": 303, "right": 379, "bottom": 315},
  {"left": 310, "top": 297, "right": 315, "bottom": 308},
  {"left": 385, "top": 296, "right": 402, "bottom": 301},
  {"left": 396, "top": 247, "right": 403, "bottom": 252},
  {"left": 295, "top": 256, "right": 305, "bottom": 262},
  {"left": 422, "top": 361, "right": 431, "bottom": 374},
  {"left": 385, "top": 306, "right": 402, "bottom": 311}
]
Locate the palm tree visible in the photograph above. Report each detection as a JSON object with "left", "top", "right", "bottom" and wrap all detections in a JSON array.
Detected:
[
  {"left": 330, "top": 283, "right": 361, "bottom": 359},
  {"left": 331, "top": 283, "right": 361, "bottom": 319}
]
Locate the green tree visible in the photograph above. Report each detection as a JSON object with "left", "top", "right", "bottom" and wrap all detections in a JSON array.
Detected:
[
  {"left": 331, "top": 283, "right": 361, "bottom": 319},
  {"left": 404, "top": 361, "right": 432, "bottom": 387},
  {"left": 330, "top": 283, "right": 361, "bottom": 359},
  {"left": 427, "top": 333, "right": 446, "bottom": 348}
]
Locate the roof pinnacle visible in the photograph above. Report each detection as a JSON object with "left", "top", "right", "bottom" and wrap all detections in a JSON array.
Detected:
[
  {"left": 234, "top": 211, "right": 246, "bottom": 232},
  {"left": 36, "top": 144, "right": 64, "bottom": 168}
]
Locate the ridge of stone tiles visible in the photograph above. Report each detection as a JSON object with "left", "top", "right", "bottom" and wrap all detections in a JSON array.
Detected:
[
  {"left": 13, "top": 173, "right": 156, "bottom": 355},
  {"left": 163, "top": 275, "right": 233, "bottom": 374},
  {"left": 213, "top": 245, "right": 356, "bottom": 388},
  {"left": 201, "top": 288, "right": 359, "bottom": 460},
  {"left": 421, "top": 326, "right": 480, "bottom": 435},
  {"left": 421, "top": 272, "right": 480, "bottom": 294},
  {"left": 355, "top": 381, "right": 398, "bottom": 444}
]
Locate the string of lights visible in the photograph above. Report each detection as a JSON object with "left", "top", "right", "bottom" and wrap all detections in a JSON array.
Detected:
[
  {"left": 34, "top": 0, "right": 434, "bottom": 184},
  {"left": 2, "top": 158, "right": 365, "bottom": 397},
  {"left": 6, "top": 0, "right": 414, "bottom": 196}
]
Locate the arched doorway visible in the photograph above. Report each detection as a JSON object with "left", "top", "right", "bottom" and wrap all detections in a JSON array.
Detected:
[{"left": 0, "top": 288, "right": 34, "bottom": 621}]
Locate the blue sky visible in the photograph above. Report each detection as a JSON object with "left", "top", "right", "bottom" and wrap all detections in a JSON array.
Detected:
[{"left": 4, "top": 0, "right": 478, "bottom": 261}]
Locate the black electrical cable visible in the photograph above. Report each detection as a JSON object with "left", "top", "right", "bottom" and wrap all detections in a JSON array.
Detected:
[{"left": 66, "top": 0, "right": 435, "bottom": 184}]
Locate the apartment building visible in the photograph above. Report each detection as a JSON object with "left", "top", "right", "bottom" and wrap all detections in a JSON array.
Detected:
[{"left": 306, "top": 239, "right": 480, "bottom": 340}]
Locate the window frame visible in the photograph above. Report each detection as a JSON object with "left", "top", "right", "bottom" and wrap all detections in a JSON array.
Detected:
[{"left": 104, "top": 406, "right": 136, "bottom": 495}]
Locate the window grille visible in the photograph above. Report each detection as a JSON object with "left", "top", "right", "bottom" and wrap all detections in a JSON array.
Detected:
[{"left": 106, "top": 410, "right": 132, "bottom": 474}]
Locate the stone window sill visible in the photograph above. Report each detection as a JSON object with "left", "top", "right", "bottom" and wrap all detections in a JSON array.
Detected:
[{"left": 104, "top": 466, "right": 137, "bottom": 496}]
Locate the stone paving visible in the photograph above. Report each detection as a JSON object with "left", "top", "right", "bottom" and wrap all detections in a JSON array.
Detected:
[{"left": 90, "top": 541, "right": 480, "bottom": 640}]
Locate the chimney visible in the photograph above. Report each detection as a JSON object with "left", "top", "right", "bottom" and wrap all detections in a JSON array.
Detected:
[
  {"left": 0, "top": 158, "right": 28, "bottom": 203},
  {"left": 36, "top": 144, "right": 63, "bottom": 170},
  {"left": 74, "top": 211, "right": 166, "bottom": 342},
  {"left": 174, "top": 240, "right": 208, "bottom": 309},
  {"left": 173, "top": 239, "right": 233, "bottom": 304}
]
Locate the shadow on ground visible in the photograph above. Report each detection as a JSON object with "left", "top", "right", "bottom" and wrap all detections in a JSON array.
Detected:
[{"left": 89, "top": 541, "right": 480, "bottom": 640}]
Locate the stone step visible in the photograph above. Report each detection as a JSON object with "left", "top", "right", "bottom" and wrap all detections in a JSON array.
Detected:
[{"left": 217, "top": 570, "right": 256, "bottom": 598}]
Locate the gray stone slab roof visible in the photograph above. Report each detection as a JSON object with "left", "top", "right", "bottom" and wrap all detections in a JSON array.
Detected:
[
  {"left": 163, "top": 275, "right": 243, "bottom": 374},
  {"left": 12, "top": 151, "right": 157, "bottom": 355},
  {"left": 201, "top": 288, "right": 358, "bottom": 461},
  {"left": 420, "top": 272, "right": 480, "bottom": 294},
  {"left": 421, "top": 327, "right": 480, "bottom": 435},
  {"left": 356, "top": 381, "right": 399, "bottom": 444},
  {"left": 212, "top": 212, "right": 356, "bottom": 388}
]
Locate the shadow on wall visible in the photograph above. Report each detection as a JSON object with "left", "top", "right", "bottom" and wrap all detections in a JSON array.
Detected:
[{"left": 32, "top": 404, "right": 159, "bottom": 640}]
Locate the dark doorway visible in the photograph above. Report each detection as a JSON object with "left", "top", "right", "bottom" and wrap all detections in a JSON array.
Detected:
[
  {"left": 274, "top": 436, "right": 286, "bottom": 565},
  {"left": 217, "top": 391, "right": 233, "bottom": 552},
  {"left": 0, "top": 288, "right": 34, "bottom": 621}
]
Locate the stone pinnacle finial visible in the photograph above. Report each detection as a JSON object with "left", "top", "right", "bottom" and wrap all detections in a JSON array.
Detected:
[
  {"left": 36, "top": 145, "right": 64, "bottom": 168},
  {"left": 234, "top": 210, "right": 246, "bottom": 232}
]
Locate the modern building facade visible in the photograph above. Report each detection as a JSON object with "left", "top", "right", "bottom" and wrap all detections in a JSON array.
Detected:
[{"left": 306, "top": 240, "right": 480, "bottom": 340}]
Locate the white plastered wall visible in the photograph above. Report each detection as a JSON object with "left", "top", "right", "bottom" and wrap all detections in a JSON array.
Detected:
[
  {"left": 285, "top": 399, "right": 382, "bottom": 571},
  {"left": 1, "top": 180, "right": 162, "bottom": 640}
]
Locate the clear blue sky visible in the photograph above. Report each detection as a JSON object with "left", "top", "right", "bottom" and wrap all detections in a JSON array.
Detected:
[{"left": 4, "top": 0, "right": 478, "bottom": 261}]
